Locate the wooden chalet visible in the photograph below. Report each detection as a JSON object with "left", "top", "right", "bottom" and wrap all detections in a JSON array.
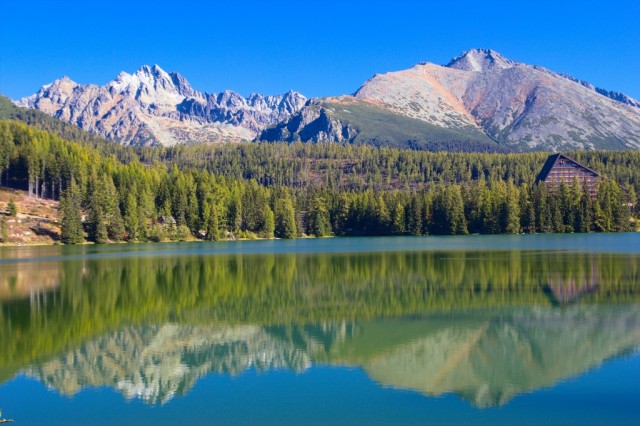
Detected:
[{"left": 536, "top": 154, "right": 600, "bottom": 197}]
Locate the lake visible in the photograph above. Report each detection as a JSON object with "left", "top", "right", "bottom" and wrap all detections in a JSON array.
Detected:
[{"left": 1, "top": 234, "right": 639, "bottom": 425}]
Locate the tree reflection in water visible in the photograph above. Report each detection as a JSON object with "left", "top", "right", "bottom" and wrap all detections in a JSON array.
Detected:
[{"left": 1, "top": 246, "right": 639, "bottom": 407}]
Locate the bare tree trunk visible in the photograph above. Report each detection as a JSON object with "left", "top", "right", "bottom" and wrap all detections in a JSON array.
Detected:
[{"left": 41, "top": 160, "right": 46, "bottom": 199}]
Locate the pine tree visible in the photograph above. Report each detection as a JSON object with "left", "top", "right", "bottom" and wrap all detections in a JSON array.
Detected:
[
  {"left": 87, "top": 198, "right": 109, "bottom": 244},
  {"left": 420, "top": 192, "right": 432, "bottom": 235},
  {"left": 308, "top": 196, "right": 330, "bottom": 237},
  {"left": 263, "top": 206, "right": 275, "bottom": 239},
  {"left": 7, "top": 198, "right": 17, "bottom": 216},
  {"left": 448, "top": 184, "right": 468, "bottom": 235},
  {"left": 60, "top": 182, "right": 84, "bottom": 244},
  {"left": 391, "top": 201, "right": 406, "bottom": 234},
  {"left": 227, "top": 191, "right": 243, "bottom": 233},
  {"left": 374, "top": 195, "right": 390, "bottom": 234},
  {"left": 430, "top": 187, "right": 448, "bottom": 235},
  {"left": 99, "top": 175, "right": 126, "bottom": 241},
  {"left": 275, "top": 192, "right": 297, "bottom": 239},
  {"left": 576, "top": 184, "right": 593, "bottom": 233},
  {"left": 204, "top": 203, "right": 221, "bottom": 241},
  {"left": 535, "top": 184, "right": 552, "bottom": 233},
  {"left": 519, "top": 185, "right": 535, "bottom": 233},
  {"left": 108, "top": 207, "right": 126, "bottom": 242},
  {"left": 504, "top": 183, "right": 521, "bottom": 234},
  {"left": 95, "top": 215, "right": 108, "bottom": 244},
  {"left": 123, "top": 192, "right": 139, "bottom": 241},
  {"left": 596, "top": 181, "right": 614, "bottom": 232},
  {"left": 407, "top": 196, "right": 423, "bottom": 236},
  {"left": 137, "top": 187, "right": 155, "bottom": 241}
]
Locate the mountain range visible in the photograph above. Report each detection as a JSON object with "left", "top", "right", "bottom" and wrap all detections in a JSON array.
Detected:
[
  {"left": 16, "top": 65, "right": 306, "bottom": 146},
  {"left": 14, "top": 49, "right": 640, "bottom": 151}
]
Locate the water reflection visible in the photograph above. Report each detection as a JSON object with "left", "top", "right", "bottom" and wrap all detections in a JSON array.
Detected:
[
  {"left": 0, "top": 261, "right": 60, "bottom": 301},
  {"left": 23, "top": 305, "right": 640, "bottom": 407},
  {"left": 1, "top": 242, "right": 640, "bottom": 407}
]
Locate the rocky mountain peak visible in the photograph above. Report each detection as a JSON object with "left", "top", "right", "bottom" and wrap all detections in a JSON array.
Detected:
[
  {"left": 282, "top": 90, "right": 306, "bottom": 103},
  {"left": 270, "top": 49, "right": 640, "bottom": 152},
  {"left": 15, "top": 75, "right": 79, "bottom": 110},
  {"left": 446, "top": 48, "right": 517, "bottom": 72},
  {"left": 135, "top": 64, "right": 164, "bottom": 76},
  {"left": 17, "top": 65, "right": 306, "bottom": 146},
  {"left": 57, "top": 75, "right": 75, "bottom": 84},
  {"left": 42, "top": 75, "right": 79, "bottom": 92}
]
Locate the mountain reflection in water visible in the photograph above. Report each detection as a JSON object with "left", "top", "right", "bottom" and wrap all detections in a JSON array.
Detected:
[
  {"left": 23, "top": 305, "right": 640, "bottom": 407},
  {"left": 1, "top": 239, "right": 640, "bottom": 408}
]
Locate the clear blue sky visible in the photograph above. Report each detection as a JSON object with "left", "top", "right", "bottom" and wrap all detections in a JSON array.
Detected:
[{"left": 1, "top": 0, "right": 638, "bottom": 100}]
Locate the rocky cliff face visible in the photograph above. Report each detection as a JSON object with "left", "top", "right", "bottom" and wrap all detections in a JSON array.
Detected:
[
  {"left": 261, "top": 49, "right": 640, "bottom": 152},
  {"left": 17, "top": 65, "right": 306, "bottom": 146}
]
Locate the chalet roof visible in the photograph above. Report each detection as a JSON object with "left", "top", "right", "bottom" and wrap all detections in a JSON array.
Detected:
[{"left": 535, "top": 153, "right": 600, "bottom": 183}]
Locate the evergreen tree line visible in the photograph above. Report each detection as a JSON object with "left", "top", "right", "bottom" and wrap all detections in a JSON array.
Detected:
[
  {"left": 0, "top": 120, "right": 636, "bottom": 244},
  {"left": 139, "top": 142, "right": 640, "bottom": 196}
]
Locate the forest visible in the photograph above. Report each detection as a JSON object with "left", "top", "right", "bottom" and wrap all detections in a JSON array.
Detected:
[{"left": 0, "top": 119, "right": 637, "bottom": 244}]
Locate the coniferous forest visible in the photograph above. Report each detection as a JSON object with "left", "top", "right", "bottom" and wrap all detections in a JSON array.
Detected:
[{"left": 0, "top": 119, "right": 637, "bottom": 244}]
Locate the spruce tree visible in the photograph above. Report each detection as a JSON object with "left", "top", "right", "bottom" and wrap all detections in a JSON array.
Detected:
[
  {"left": 124, "top": 192, "right": 139, "bottom": 241},
  {"left": 374, "top": 195, "right": 390, "bottom": 234},
  {"left": 88, "top": 201, "right": 109, "bottom": 244},
  {"left": 391, "top": 201, "right": 406, "bottom": 234},
  {"left": 504, "top": 183, "right": 521, "bottom": 234},
  {"left": 576, "top": 184, "right": 593, "bottom": 233},
  {"left": 108, "top": 208, "right": 126, "bottom": 242},
  {"left": 205, "top": 203, "right": 221, "bottom": 241},
  {"left": 407, "top": 196, "right": 423, "bottom": 236},
  {"left": 308, "top": 197, "right": 330, "bottom": 237},
  {"left": 227, "top": 191, "right": 243, "bottom": 233},
  {"left": 430, "top": 187, "right": 448, "bottom": 235},
  {"left": 535, "top": 184, "right": 552, "bottom": 233},
  {"left": 7, "top": 198, "right": 17, "bottom": 216},
  {"left": 331, "top": 194, "right": 350, "bottom": 236},
  {"left": 60, "top": 183, "right": 84, "bottom": 244},
  {"left": 263, "top": 206, "right": 275, "bottom": 239},
  {"left": 448, "top": 185, "right": 468, "bottom": 235},
  {"left": 275, "top": 193, "right": 297, "bottom": 239}
]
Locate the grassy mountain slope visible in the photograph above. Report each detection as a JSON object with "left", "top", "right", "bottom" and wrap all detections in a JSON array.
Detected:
[
  {"left": 322, "top": 100, "right": 507, "bottom": 152},
  {"left": 261, "top": 98, "right": 509, "bottom": 153}
]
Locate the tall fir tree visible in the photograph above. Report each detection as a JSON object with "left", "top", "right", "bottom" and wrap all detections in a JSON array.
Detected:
[
  {"left": 60, "top": 181, "right": 84, "bottom": 244},
  {"left": 308, "top": 196, "right": 331, "bottom": 237},
  {"left": 275, "top": 192, "right": 297, "bottom": 239},
  {"left": 204, "top": 203, "right": 221, "bottom": 241},
  {"left": 123, "top": 191, "right": 139, "bottom": 241}
]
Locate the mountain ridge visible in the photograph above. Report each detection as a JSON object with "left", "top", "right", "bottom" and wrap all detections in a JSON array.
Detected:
[
  {"left": 14, "top": 50, "right": 640, "bottom": 151},
  {"left": 16, "top": 64, "right": 307, "bottom": 146},
  {"left": 264, "top": 48, "right": 640, "bottom": 151}
]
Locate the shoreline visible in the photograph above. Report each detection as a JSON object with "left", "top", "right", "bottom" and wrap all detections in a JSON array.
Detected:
[{"left": 1, "top": 231, "right": 637, "bottom": 249}]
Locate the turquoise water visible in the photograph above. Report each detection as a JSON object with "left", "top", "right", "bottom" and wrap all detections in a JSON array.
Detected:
[{"left": 1, "top": 234, "right": 639, "bottom": 424}]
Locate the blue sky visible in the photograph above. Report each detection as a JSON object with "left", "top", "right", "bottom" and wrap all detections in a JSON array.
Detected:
[{"left": 1, "top": 0, "right": 638, "bottom": 100}]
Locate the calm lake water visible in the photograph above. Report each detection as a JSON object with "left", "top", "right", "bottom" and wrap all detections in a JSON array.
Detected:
[{"left": 1, "top": 234, "right": 639, "bottom": 425}]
